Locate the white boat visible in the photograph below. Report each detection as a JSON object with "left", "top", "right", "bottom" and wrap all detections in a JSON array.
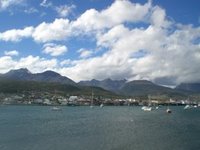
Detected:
[
  {"left": 51, "top": 107, "right": 61, "bottom": 111},
  {"left": 184, "top": 105, "right": 192, "bottom": 109},
  {"left": 142, "top": 106, "right": 152, "bottom": 111},
  {"left": 100, "top": 103, "right": 104, "bottom": 108},
  {"left": 166, "top": 108, "right": 172, "bottom": 113},
  {"left": 90, "top": 90, "right": 94, "bottom": 108},
  {"left": 166, "top": 100, "right": 172, "bottom": 113},
  {"left": 142, "top": 95, "right": 152, "bottom": 111},
  {"left": 193, "top": 105, "right": 197, "bottom": 108}
]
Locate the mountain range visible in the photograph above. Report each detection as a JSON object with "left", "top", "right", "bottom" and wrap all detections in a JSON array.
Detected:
[
  {"left": 78, "top": 78, "right": 127, "bottom": 92},
  {"left": 0, "top": 68, "right": 75, "bottom": 85},
  {"left": 175, "top": 83, "right": 200, "bottom": 93},
  {"left": 0, "top": 68, "right": 200, "bottom": 99}
]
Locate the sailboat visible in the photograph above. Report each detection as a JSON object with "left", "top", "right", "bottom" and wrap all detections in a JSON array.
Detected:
[
  {"left": 142, "top": 95, "right": 152, "bottom": 111},
  {"left": 90, "top": 90, "right": 94, "bottom": 108},
  {"left": 100, "top": 103, "right": 104, "bottom": 108},
  {"left": 166, "top": 107, "right": 172, "bottom": 113},
  {"left": 51, "top": 90, "right": 61, "bottom": 111},
  {"left": 184, "top": 104, "right": 192, "bottom": 109},
  {"left": 51, "top": 106, "right": 61, "bottom": 111},
  {"left": 184, "top": 97, "right": 192, "bottom": 110},
  {"left": 166, "top": 100, "right": 172, "bottom": 113}
]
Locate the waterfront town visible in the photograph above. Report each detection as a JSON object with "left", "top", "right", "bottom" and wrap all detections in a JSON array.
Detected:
[{"left": 0, "top": 92, "right": 200, "bottom": 107}]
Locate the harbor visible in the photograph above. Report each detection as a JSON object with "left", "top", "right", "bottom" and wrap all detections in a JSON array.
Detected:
[{"left": 0, "top": 105, "right": 199, "bottom": 150}]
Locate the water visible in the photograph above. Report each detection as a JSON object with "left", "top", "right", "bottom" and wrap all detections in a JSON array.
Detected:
[{"left": 0, "top": 106, "right": 200, "bottom": 150}]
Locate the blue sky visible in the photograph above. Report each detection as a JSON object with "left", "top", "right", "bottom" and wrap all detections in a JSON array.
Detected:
[{"left": 0, "top": 0, "right": 200, "bottom": 85}]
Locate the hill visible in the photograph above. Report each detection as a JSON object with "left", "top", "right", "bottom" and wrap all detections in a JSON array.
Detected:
[
  {"left": 0, "top": 78, "right": 120, "bottom": 98},
  {"left": 120, "top": 80, "right": 187, "bottom": 99},
  {"left": 0, "top": 68, "right": 197, "bottom": 99},
  {"left": 79, "top": 78, "right": 126, "bottom": 92},
  {"left": 1, "top": 68, "right": 76, "bottom": 85},
  {"left": 176, "top": 83, "right": 200, "bottom": 93}
]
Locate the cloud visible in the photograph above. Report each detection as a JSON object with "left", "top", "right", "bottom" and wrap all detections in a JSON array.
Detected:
[
  {"left": 72, "top": 0, "right": 152, "bottom": 32},
  {"left": 150, "top": 6, "right": 171, "bottom": 28},
  {"left": 0, "top": 0, "right": 24, "bottom": 10},
  {"left": 96, "top": 24, "right": 130, "bottom": 48},
  {"left": 0, "top": 56, "right": 16, "bottom": 72},
  {"left": 32, "top": 18, "right": 71, "bottom": 42},
  {"left": 4, "top": 50, "right": 19, "bottom": 56},
  {"left": 42, "top": 43, "right": 68, "bottom": 56},
  {"left": 0, "top": 18, "right": 72, "bottom": 43},
  {"left": 0, "top": 0, "right": 200, "bottom": 85},
  {"left": 24, "top": 7, "right": 38, "bottom": 14},
  {"left": 0, "top": 26, "right": 34, "bottom": 42},
  {"left": 78, "top": 48, "right": 93, "bottom": 58},
  {"left": 58, "top": 24, "right": 200, "bottom": 84},
  {"left": 40, "top": 0, "right": 52, "bottom": 8},
  {"left": 0, "top": 0, "right": 152, "bottom": 42},
  {"left": 55, "top": 4, "right": 76, "bottom": 18},
  {"left": 60, "top": 59, "right": 73, "bottom": 66},
  {"left": 0, "top": 55, "right": 58, "bottom": 73}
]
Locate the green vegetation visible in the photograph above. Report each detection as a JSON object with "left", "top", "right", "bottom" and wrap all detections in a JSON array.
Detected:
[
  {"left": 1, "top": 78, "right": 200, "bottom": 100},
  {"left": 0, "top": 78, "right": 121, "bottom": 98}
]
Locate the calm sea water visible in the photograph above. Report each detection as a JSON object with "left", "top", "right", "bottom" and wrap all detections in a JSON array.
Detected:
[{"left": 0, "top": 106, "right": 200, "bottom": 150}]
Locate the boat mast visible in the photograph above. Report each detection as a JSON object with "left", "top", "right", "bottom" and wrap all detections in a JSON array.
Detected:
[
  {"left": 148, "top": 95, "right": 151, "bottom": 106},
  {"left": 91, "top": 89, "right": 94, "bottom": 106}
]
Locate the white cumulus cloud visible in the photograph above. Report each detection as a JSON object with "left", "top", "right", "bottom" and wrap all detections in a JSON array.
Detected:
[
  {"left": 4, "top": 50, "right": 19, "bottom": 56},
  {"left": 0, "top": 55, "right": 58, "bottom": 73},
  {"left": 32, "top": 18, "right": 71, "bottom": 42},
  {"left": 0, "top": 0, "right": 200, "bottom": 86},
  {"left": 72, "top": 0, "right": 152, "bottom": 32},
  {"left": 55, "top": 4, "right": 76, "bottom": 17},
  {"left": 0, "top": 0, "right": 24, "bottom": 10},
  {"left": 78, "top": 48, "right": 93, "bottom": 58},
  {"left": 0, "top": 26, "right": 34, "bottom": 42},
  {"left": 42, "top": 43, "right": 68, "bottom": 56}
]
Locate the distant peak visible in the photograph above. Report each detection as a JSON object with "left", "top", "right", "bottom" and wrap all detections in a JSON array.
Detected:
[
  {"left": 42, "top": 70, "right": 60, "bottom": 76},
  {"left": 103, "top": 78, "right": 127, "bottom": 82},
  {"left": 103, "top": 78, "right": 112, "bottom": 81},
  {"left": 91, "top": 79, "right": 99, "bottom": 82},
  {"left": 9, "top": 68, "right": 31, "bottom": 74},
  {"left": 43, "top": 70, "right": 57, "bottom": 73},
  {"left": 129, "top": 80, "right": 153, "bottom": 84}
]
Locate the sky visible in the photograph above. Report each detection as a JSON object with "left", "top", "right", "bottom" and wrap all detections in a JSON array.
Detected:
[{"left": 0, "top": 0, "right": 200, "bottom": 86}]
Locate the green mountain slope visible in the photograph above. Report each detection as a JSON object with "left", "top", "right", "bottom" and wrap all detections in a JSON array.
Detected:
[
  {"left": 120, "top": 80, "right": 187, "bottom": 99},
  {"left": 0, "top": 78, "right": 119, "bottom": 98}
]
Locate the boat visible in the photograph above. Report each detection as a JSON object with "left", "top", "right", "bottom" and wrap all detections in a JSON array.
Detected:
[
  {"left": 166, "top": 108, "right": 172, "bottom": 113},
  {"left": 51, "top": 106, "right": 61, "bottom": 111},
  {"left": 142, "top": 95, "right": 152, "bottom": 111},
  {"left": 184, "top": 96, "right": 193, "bottom": 109},
  {"left": 100, "top": 103, "right": 104, "bottom": 108},
  {"left": 90, "top": 90, "right": 94, "bottom": 108},
  {"left": 184, "top": 105, "right": 192, "bottom": 110},
  {"left": 142, "top": 106, "right": 152, "bottom": 111},
  {"left": 166, "top": 100, "right": 172, "bottom": 113}
]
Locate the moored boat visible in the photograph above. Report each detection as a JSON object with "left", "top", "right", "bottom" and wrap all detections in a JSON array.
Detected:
[
  {"left": 142, "top": 106, "right": 152, "bottom": 111},
  {"left": 51, "top": 107, "right": 61, "bottom": 111},
  {"left": 184, "top": 105, "right": 192, "bottom": 110},
  {"left": 166, "top": 108, "right": 172, "bottom": 113},
  {"left": 100, "top": 103, "right": 104, "bottom": 108}
]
